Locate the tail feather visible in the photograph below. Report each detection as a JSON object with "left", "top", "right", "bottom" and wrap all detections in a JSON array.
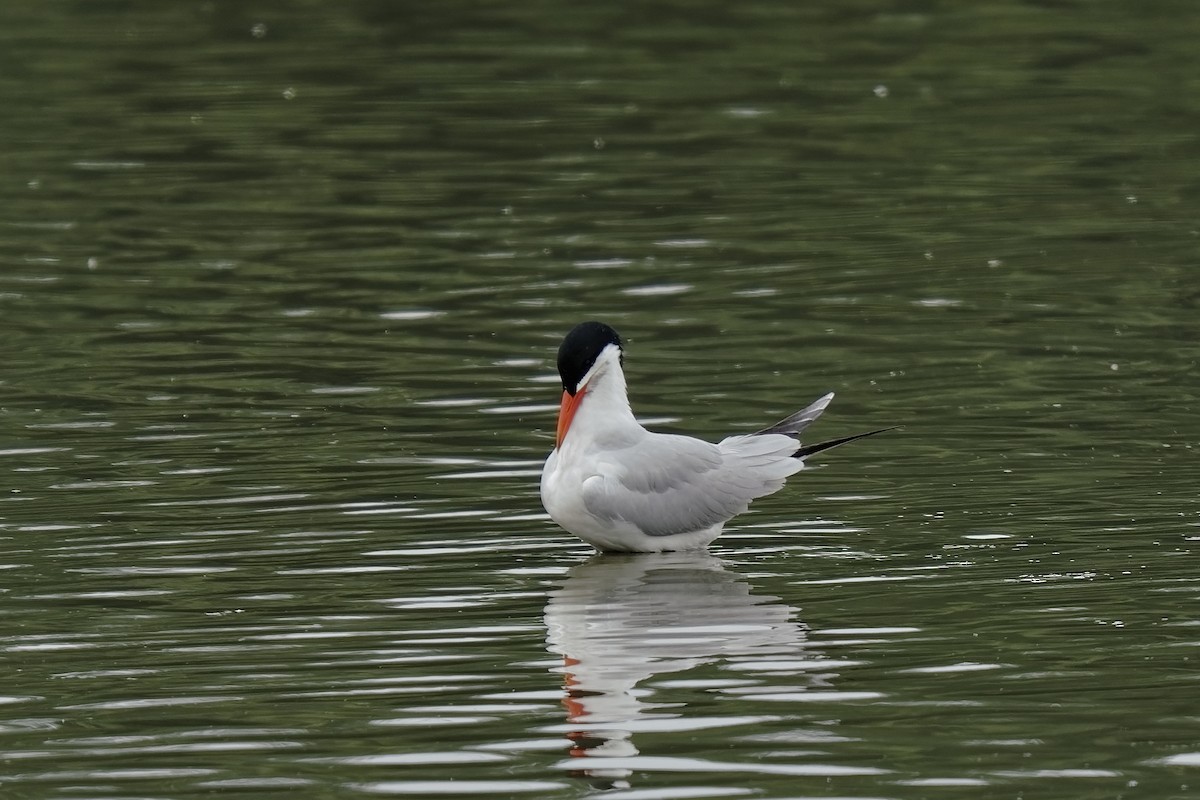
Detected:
[
  {"left": 754, "top": 392, "right": 835, "bottom": 437},
  {"left": 793, "top": 426, "right": 898, "bottom": 459}
]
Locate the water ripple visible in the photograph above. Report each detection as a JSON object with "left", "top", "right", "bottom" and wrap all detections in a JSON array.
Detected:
[
  {"left": 348, "top": 780, "right": 570, "bottom": 795},
  {"left": 551, "top": 755, "right": 890, "bottom": 777}
]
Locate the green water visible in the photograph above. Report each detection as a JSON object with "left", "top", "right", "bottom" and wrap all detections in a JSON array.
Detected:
[{"left": 2, "top": 1, "right": 1199, "bottom": 798}]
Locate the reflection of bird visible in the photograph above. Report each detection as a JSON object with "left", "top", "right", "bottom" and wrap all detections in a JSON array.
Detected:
[
  {"left": 543, "top": 553, "right": 819, "bottom": 777},
  {"left": 541, "top": 321, "right": 894, "bottom": 552}
]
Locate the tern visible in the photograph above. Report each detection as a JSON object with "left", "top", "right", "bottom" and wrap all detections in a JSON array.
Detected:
[{"left": 540, "top": 321, "right": 894, "bottom": 552}]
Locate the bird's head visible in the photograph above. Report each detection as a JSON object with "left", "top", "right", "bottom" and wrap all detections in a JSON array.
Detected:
[{"left": 554, "top": 321, "right": 624, "bottom": 447}]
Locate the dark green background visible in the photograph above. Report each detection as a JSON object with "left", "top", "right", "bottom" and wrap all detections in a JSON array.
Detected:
[{"left": 2, "top": 2, "right": 1198, "bottom": 798}]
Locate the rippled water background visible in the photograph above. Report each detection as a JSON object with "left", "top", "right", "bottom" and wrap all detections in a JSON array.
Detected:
[{"left": 3, "top": 2, "right": 1200, "bottom": 798}]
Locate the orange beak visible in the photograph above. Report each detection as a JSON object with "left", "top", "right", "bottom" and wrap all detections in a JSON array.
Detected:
[{"left": 555, "top": 388, "right": 586, "bottom": 448}]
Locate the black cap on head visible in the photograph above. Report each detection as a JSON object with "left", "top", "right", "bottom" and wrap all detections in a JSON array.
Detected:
[{"left": 557, "top": 321, "right": 623, "bottom": 395}]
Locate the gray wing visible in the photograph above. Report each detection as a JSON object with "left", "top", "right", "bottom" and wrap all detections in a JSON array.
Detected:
[
  {"left": 754, "top": 392, "right": 834, "bottom": 437},
  {"left": 581, "top": 432, "right": 802, "bottom": 538}
]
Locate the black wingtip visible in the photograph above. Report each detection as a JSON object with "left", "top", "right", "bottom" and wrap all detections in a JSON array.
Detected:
[{"left": 793, "top": 426, "right": 899, "bottom": 459}]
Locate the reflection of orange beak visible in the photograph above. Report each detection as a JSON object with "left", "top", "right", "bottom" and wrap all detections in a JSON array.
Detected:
[
  {"left": 562, "top": 655, "right": 589, "bottom": 756},
  {"left": 556, "top": 388, "right": 586, "bottom": 448}
]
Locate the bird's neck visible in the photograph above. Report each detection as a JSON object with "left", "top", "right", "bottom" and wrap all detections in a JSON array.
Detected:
[{"left": 575, "top": 367, "right": 640, "bottom": 438}]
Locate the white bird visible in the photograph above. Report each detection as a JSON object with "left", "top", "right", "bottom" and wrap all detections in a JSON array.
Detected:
[{"left": 540, "top": 321, "right": 894, "bottom": 553}]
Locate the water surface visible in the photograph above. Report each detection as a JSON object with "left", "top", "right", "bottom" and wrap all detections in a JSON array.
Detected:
[{"left": 2, "top": 1, "right": 1199, "bottom": 798}]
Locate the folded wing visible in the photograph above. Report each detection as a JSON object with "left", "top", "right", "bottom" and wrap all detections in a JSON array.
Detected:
[{"left": 580, "top": 431, "right": 804, "bottom": 538}]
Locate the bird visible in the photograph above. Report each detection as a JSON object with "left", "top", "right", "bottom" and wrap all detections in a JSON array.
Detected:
[{"left": 539, "top": 321, "right": 894, "bottom": 553}]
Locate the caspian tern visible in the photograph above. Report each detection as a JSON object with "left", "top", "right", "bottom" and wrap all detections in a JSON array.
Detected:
[{"left": 540, "top": 321, "right": 894, "bottom": 552}]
